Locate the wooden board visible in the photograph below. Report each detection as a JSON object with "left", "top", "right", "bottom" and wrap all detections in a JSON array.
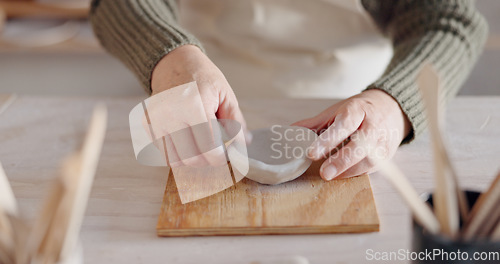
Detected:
[{"left": 157, "top": 161, "right": 379, "bottom": 236}]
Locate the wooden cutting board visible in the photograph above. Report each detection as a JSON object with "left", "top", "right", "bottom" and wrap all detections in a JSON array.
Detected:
[{"left": 157, "top": 161, "right": 379, "bottom": 236}]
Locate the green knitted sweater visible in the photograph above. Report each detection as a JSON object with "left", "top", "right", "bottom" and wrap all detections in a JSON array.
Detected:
[{"left": 89, "top": 0, "right": 488, "bottom": 143}]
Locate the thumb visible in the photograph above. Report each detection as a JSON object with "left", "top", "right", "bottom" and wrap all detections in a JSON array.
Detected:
[
  {"left": 291, "top": 116, "right": 324, "bottom": 132},
  {"left": 217, "top": 96, "right": 252, "bottom": 143}
]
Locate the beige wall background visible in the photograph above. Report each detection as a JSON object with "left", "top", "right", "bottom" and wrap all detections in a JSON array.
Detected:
[{"left": 461, "top": 0, "right": 500, "bottom": 96}]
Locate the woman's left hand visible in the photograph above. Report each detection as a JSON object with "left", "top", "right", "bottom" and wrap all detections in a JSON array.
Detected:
[{"left": 292, "top": 89, "right": 412, "bottom": 181}]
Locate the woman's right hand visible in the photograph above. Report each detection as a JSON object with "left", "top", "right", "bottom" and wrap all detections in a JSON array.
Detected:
[{"left": 147, "top": 45, "right": 249, "bottom": 167}]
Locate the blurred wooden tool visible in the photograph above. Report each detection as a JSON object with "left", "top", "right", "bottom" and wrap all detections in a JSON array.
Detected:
[
  {"left": 417, "top": 64, "right": 468, "bottom": 238},
  {"left": 29, "top": 105, "right": 107, "bottom": 263},
  {"left": 378, "top": 160, "right": 440, "bottom": 234},
  {"left": 0, "top": 161, "right": 17, "bottom": 217},
  {"left": 463, "top": 171, "right": 500, "bottom": 240},
  {"left": 0, "top": 162, "right": 17, "bottom": 264},
  {"left": 0, "top": 1, "right": 88, "bottom": 19},
  {"left": 491, "top": 220, "right": 500, "bottom": 241}
]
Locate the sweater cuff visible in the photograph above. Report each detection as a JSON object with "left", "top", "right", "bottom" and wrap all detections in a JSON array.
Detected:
[
  {"left": 364, "top": 84, "right": 424, "bottom": 145},
  {"left": 364, "top": 6, "right": 488, "bottom": 144},
  {"left": 90, "top": 0, "right": 203, "bottom": 93}
]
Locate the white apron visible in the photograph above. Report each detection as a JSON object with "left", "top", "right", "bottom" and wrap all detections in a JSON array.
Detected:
[{"left": 179, "top": 0, "right": 393, "bottom": 99}]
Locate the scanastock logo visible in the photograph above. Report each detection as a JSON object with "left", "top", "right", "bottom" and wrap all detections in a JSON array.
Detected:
[{"left": 128, "top": 82, "right": 249, "bottom": 204}]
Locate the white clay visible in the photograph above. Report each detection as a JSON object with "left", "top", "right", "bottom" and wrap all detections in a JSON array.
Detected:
[{"left": 244, "top": 125, "right": 317, "bottom": 185}]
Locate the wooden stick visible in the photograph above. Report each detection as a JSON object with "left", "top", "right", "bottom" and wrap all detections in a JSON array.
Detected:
[
  {"left": 491, "top": 220, "right": 500, "bottom": 241},
  {"left": 0, "top": 164, "right": 15, "bottom": 261},
  {"left": 29, "top": 105, "right": 107, "bottom": 263},
  {"left": 0, "top": 223, "right": 14, "bottom": 264},
  {"left": 8, "top": 214, "right": 30, "bottom": 264},
  {"left": 0, "top": 97, "right": 19, "bottom": 249},
  {"left": 36, "top": 155, "right": 79, "bottom": 264},
  {"left": 378, "top": 160, "right": 440, "bottom": 234},
  {"left": 0, "top": 162, "right": 15, "bottom": 256},
  {"left": 463, "top": 171, "right": 500, "bottom": 240},
  {"left": 417, "top": 64, "right": 463, "bottom": 238},
  {"left": 0, "top": 162, "right": 17, "bottom": 217},
  {"left": 0, "top": 241, "right": 14, "bottom": 264},
  {"left": 58, "top": 104, "right": 107, "bottom": 262},
  {"left": 27, "top": 171, "right": 65, "bottom": 262},
  {"left": 477, "top": 203, "right": 500, "bottom": 238}
]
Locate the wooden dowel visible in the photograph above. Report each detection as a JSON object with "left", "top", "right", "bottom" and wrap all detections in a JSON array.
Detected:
[
  {"left": 27, "top": 174, "right": 65, "bottom": 262},
  {"left": 491, "top": 220, "right": 500, "bottom": 241},
  {"left": 0, "top": 162, "right": 17, "bottom": 216},
  {"left": 463, "top": 171, "right": 500, "bottom": 240},
  {"left": 0, "top": 233, "right": 14, "bottom": 264},
  {"left": 58, "top": 104, "right": 107, "bottom": 261},
  {"left": 0, "top": 162, "right": 14, "bottom": 255},
  {"left": 476, "top": 203, "right": 500, "bottom": 238},
  {"left": 0, "top": 213, "right": 15, "bottom": 264},
  {"left": 378, "top": 160, "right": 440, "bottom": 234},
  {"left": 29, "top": 105, "right": 107, "bottom": 263},
  {"left": 417, "top": 64, "right": 462, "bottom": 238}
]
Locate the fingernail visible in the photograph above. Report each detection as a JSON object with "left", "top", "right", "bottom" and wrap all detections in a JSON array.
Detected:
[
  {"left": 322, "top": 165, "right": 337, "bottom": 181},
  {"left": 308, "top": 145, "right": 325, "bottom": 159}
]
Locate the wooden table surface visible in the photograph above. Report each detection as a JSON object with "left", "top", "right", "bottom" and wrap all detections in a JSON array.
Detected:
[{"left": 0, "top": 95, "right": 499, "bottom": 264}]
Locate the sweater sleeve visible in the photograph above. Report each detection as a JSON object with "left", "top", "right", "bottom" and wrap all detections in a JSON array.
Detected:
[
  {"left": 361, "top": 0, "right": 488, "bottom": 143},
  {"left": 89, "top": 0, "right": 203, "bottom": 93}
]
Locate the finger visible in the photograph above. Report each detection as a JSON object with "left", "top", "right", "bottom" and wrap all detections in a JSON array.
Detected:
[
  {"left": 217, "top": 93, "right": 252, "bottom": 143},
  {"left": 333, "top": 158, "right": 378, "bottom": 180},
  {"left": 291, "top": 111, "right": 333, "bottom": 132},
  {"left": 291, "top": 117, "right": 322, "bottom": 131},
  {"left": 319, "top": 131, "right": 374, "bottom": 181},
  {"left": 291, "top": 103, "right": 343, "bottom": 131},
  {"left": 308, "top": 104, "right": 365, "bottom": 160}
]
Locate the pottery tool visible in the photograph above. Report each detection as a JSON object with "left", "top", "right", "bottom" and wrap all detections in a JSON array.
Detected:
[
  {"left": 0, "top": 162, "right": 17, "bottom": 264},
  {"left": 0, "top": 235, "right": 14, "bottom": 264},
  {"left": 0, "top": 165, "right": 14, "bottom": 264},
  {"left": 417, "top": 64, "right": 467, "bottom": 238},
  {"left": 378, "top": 160, "right": 440, "bottom": 234},
  {"left": 26, "top": 166, "right": 65, "bottom": 263},
  {"left": 29, "top": 105, "right": 107, "bottom": 263},
  {"left": 0, "top": 162, "right": 17, "bottom": 217},
  {"left": 58, "top": 104, "right": 107, "bottom": 261},
  {"left": 463, "top": 171, "right": 500, "bottom": 240},
  {"left": 477, "top": 206, "right": 500, "bottom": 238},
  {"left": 0, "top": 105, "right": 106, "bottom": 263},
  {"left": 491, "top": 220, "right": 500, "bottom": 241}
]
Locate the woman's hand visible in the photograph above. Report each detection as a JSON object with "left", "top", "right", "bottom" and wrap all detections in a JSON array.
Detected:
[
  {"left": 152, "top": 45, "right": 248, "bottom": 132},
  {"left": 149, "top": 45, "right": 249, "bottom": 167},
  {"left": 292, "top": 89, "right": 411, "bottom": 180}
]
